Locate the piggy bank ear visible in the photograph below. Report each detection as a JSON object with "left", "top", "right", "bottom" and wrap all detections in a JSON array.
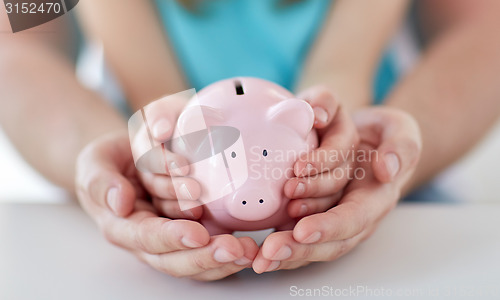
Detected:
[
  {"left": 176, "top": 105, "right": 225, "bottom": 135},
  {"left": 267, "top": 99, "right": 314, "bottom": 138}
]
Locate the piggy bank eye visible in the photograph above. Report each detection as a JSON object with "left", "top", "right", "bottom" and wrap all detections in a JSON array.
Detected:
[
  {"left": 231, "top": 151, "right": 236, "bottom": 158},
  {"left": 262, "top": 149, "right": 268, "bottom": 157}
]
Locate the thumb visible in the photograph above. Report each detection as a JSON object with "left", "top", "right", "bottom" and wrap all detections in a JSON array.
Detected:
[
  {"left": 76, "top": 132, "right": 137, "bottom": 217},
  {"left": 353, "top": 108, "right": 422, "bottom": 184}
]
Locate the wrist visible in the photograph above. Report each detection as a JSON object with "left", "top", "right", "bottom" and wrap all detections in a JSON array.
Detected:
[{"left": 296, "top": 72, "right": 372, "bottom": 113}]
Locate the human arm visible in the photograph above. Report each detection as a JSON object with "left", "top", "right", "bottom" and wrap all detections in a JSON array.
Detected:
[
  {"left": 296, "top": 0, "right": 410, "bottom": 112},
  {"left": 386, "top": 0, "right": 500, "bottom": 194},
  {"left": 0, "top": 10, "right": 124, "bottom": 190}
]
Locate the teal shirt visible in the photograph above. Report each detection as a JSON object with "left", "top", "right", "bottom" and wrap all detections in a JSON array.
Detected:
[{"left": 156, "top": 0, "right": 397, "bottom": 103}]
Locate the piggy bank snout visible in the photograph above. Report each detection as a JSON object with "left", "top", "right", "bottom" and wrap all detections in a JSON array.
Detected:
[{"left": 226, "top": 188, "right": 280, "bottom": 221}]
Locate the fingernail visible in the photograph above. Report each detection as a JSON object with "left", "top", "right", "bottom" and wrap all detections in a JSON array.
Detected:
[
  {"left": 302, "top": 231, "right": 321, "bottom": 244},
  {"left": 313, "top": 107, "right": 328, "bottom": 124},
  {"left": 181, "top": 237, "right": 203, "bottom": 248},
  {"left": 152, "top": 119, "right": 171, "bottom": 140},
  {"left": 265, "top": 260, "right": 280, "bottom": 272},
  {"left": 234, "top": 257, "right": 251, "bottom": 266},
  {"left": 298, "top": 204, "right": 308, "bottom": 217},
  {"left": 214, "top": 248, "right": 237, "bottom": 263},
  {"left": 385, "top": 153, "right": 400, "bottom": 179},
  {"left": 303, "top": 163, "right": 314, "bottom": 176},
  {"left": 179, "top": 183, "right": 193, "bottom": 200},
  {"left": 272, "top": 245, "right": 292, "bottom": 260},
  {"left": 106, "top": 187, "right": 119, "bottom": 214},
  {"left": 293, "top": 182, "right": 305, "bottom": 198}
]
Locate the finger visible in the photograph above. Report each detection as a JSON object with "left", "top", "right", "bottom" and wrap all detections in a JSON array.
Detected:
[
  {"left": 260, "top": 230, "right": 365, "bottom": 264},
  {"left": 135, "top": 143, "right": 190, "bottom": 176},
  {"left": 291, "top": 182, "right": 397, "bottom": 244},
  {"left": 152, "top": 197, "right": 203, "bottom": 220},
  {"left": 142, "top": 93, "right": 188, "bottom": 142},
  {"left": 76, "top": 133, "right": 136, "bottom": 217},
  {"left": 293, "top": 108, "right": 359, "bottom": 177},
  {"left": 273, "top": 261, "right": 310, "bottom": 271},
  {"left": 264, "top": 236, "right": 360, "bottom": 272},
  {"left": 189, "top": 237, "right": 259, "bottom": 281},
  {"left": 297, "top": 86, "right": 340, "bottom": 128},
  {"left": 101, "top": 212, "right": 210, "bottom": 254},
  {"left": 353, "top": 108, "right": 422, "bottom": 183},
  {"left": 287, "top": 193, "right": 342, "bottom": 218},
  {"left": 140, "top": 172, "right": 201, "bottom": 200},
  {"left": 142, "top": 234, "right": 245, "bottom": 278},
  {"left": 279, "top": 229, "right": 376, "bottom": 272},
  {"left": 284, "top": 161, "right": 353, "bottom": 199}
]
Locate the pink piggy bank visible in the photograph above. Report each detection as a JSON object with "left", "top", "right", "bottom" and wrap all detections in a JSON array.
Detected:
[{"left": 171, "top": 77, "right": 318, "bottom": 235}]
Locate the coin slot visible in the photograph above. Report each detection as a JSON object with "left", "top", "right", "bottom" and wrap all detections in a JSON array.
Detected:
[{"left": 235, "top": 80, "right": 244, "bottom": 95}]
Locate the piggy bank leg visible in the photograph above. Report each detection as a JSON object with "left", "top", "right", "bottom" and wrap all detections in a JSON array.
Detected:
[
  {"left": 276, "top": 220, "right": 297, "bottom": 231},
  {"left": 201, "top": 219, "right": 233, "bottom": 236}
]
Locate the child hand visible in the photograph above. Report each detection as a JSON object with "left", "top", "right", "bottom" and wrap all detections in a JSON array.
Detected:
[
  {"left": 130, "top": 97, "right": 204, "bottom": 220},
  {"left": 284, "top": 85, "right": 360, "bottom": 219}
]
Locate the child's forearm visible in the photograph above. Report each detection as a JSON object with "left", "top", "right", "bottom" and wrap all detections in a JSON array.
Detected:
[
  {"left": 0, "top": 40, "right": 126, "bottom": 191},
  {"left": 386, "top": 12, "right": 500, "bottom": 195},
  {"left": 297, "top": 0, "right": 410, "bottom": 112}
]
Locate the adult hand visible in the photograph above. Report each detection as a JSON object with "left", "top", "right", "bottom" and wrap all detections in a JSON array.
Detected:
[
  {"left": 253, "top": 106, "right": 422, "bottom": 273},
  {"left": 76, "top": 131, "right": 258, "bottom": 281}
]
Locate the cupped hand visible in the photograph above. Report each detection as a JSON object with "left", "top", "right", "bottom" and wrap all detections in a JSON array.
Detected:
[
  {"left": 75, "top": 131, "right": 258, "bottom": 281},
  {"left": 253, "top": 106, "right": 422, "bottom": 273},
  {"left": 129, "top": 95, "right": 204, "bottom": 220},
  {"left": 285, "top": 85, "right": 360, "bottom": 219}
]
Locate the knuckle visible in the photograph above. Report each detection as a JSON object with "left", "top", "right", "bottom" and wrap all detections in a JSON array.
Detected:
[
  {"left": 362, "top": 227, "right": 377, "bottom": 241},
  {"left": 102, "top": 228, "right": 119, "bottom": 247},
  {"left": 192, "top": 253, "right": 212, "bottom": 272},
  {"left": 300, "top": 244, "right": 314, "bottom": 261},
  {"left": 134, "top": 219, "right": 151, "bottom": 252},
  {"left": 188, "top": 274, "right": 212, "bottom": 282},
  {"left": 336, "top": 239, "right": 351, "bottom": 258},
  {"left": 325, "top": 247, "right": 341, "bottom": 261},
  {"left": 348, "top": 202, "right": 369, "bottom": 237},
  {"left": 167, "top": 269, "right": 186, "bottom": 278},
  {"left": 134, "top": 252, "right": 148, "bottom": 264},
  {"left": 388, "top": 190, "right": 400, "bottom": 209},
  {"left": 325, "top": 210, "right": 346, "bottom": 239},
  {"left": 354, "top": 211, "right": 369, "bottom": 236},
  {"left": 151, "top": 257, "right": 187, "bottom": 278},
  {"left": 156, "top": 263, "right": 185, "bottom": 278},
  {"left": 284, "top": 261, "right": 310, "bottom": 270},
  {"left": 401, "top": 138, "right": 422, "bottom": 168}
]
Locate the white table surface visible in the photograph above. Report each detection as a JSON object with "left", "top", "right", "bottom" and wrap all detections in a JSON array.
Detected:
[{"left": 1, "top": 202, "right": 499, "bottom": 300}]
